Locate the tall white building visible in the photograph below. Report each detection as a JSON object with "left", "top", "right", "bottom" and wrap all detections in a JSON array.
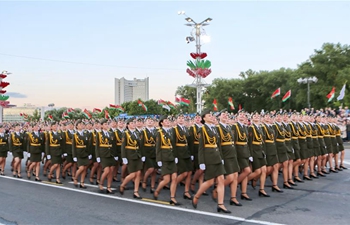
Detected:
[{"left": 114, "top": 77, "right": 149, "bottom": 105}]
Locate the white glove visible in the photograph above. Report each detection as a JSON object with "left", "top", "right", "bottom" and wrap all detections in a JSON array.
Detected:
[
  {"left": 63, "top": 153, "right": 68, "bottom": 157},
  {"left": 73, "top": 157, "right": 77, "bottom": 162},
  {"left": 114, "top": 156, "right": 119, "bottom": 161},
  {"left": 141, "top": 156, "right": 145, "bottom": 162},
  {"left": 27, "top": 153, "right": 31, "bottom": 157},
  {"left": 175, "top": 158, "right": 178, "bottom": 164},
  {"left": 157, "top": 161, "right": 162, "bottom": 167},
  {"left": 292, "top": 148, "right": 295, "bottom": 153},
  {"left": 88, "top": 155, "right": 92, "bottom": 160},
  {"left": 122, "top": 158, "right": 128, "bottom": 165},
  {"left": 249, "top": 157, "right": 253, "bottom": 162},
  {"left": 191, "top": 155, "right": 194, "bottom": 161},
  {"left": 24, "top": 151, "right": 27, "bottom": 155},
  {"left": 8, "top": 151, "right": 12, "bottom": 156},
  {"left": 222, "top": 160, "right": 224, "bottom": 165},
  {"left": 47, "top": 155, "right": 51, "bottom": 160},
  {"left": 41, "top": 152, "right": 45, "bottom": 158},
  {"left": 96, "top": 157, "right": 101, "bottom": 163},
  {"left": 199, "top": 164, "right": 206, "bottom": 170}
]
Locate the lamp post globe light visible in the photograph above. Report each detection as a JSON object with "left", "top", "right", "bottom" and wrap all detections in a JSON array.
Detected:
[
  {"left": 297, "top": 76, "right": 318, "bottom": 109},
  {"left": 179, "top": 11, "right": 212, "bottom": 113}
]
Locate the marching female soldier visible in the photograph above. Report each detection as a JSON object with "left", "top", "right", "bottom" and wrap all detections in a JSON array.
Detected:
[
  {"left": 45, "top": 122, "right": 64, "bottom": 184},
  {"left": 192, "top": 110, "right": 230, "bottom": 213},
  {"left": 216, "top": 109, "right": 241, "bottom": 206},
  {"left": 140, "top": 117, "right": 158, "bottom": 193},
  {"left": 72, "top": 120, "right": 91, "bottom": 188},
  {"left": 9, "top": 123, "right": 25, "bottom": 178},
  {"left": 0, "top": 125, "right": 9, "bottom": 176},
  {"left": 96, "top": 119, "right": 116, "bottom": 194},
  {"left": 153, "top": 115, "right": 181, "bottom": 205},
  {"left": 119, "top": 117, "right": 143, "bottom": 199},
  {"left": 26, "top": 123, "right": 45, "bottom": 181}
]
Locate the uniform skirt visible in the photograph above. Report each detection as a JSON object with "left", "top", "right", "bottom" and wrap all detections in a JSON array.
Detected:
[
  {"left": 320, "top": 146, "right": 327, "bottom": 155},
  {"left": 223, "top": 157, "right": 240, "bottom": 174},
  {"left": 339, "top": 144, "right": 344, "bottom": 151},
  {"left": 238, "top": 157, "right": 250, "bottom": 170},
  {"left": 77, "top": 157, "right": 89, "bottom": 167},
  {"left": 177, "top": 158, "right": 193, "bottom": 174},
  {"left": 30, "top": 153, "right": 42, "bottom": 163},
  {"left": 204, "top": 163, "right": 225, "bottom": 181},
  {"left": 278, "top": 152, "right": 289, "bottom": 163},
  {"left": 12, "top": 151, "right": 24, "bottom": 159},
  {"left": 314, "top": 147, "right": 321, "bottom": 157},
  {"left": 0, "top": 151, "right": 7, "bottom": 158},
  {"left": 266, "top": 154, "right": 279, "bottom": 167},
  {"left": 145, "top": 157, "right": 157, "bottom": 170},
  {"left": 101, "top": 157, "right": 115, "bottom": 169},
  {"left": 66, "top": 154, "right": 74, "bottom": 163},
  {"left": 332, "top": 145, "right": 339, "bottom": 154},
  {"left": 127, "top": 158, "right": 143, "bottom": 173},
  {"left": 161, "top": 161, "right": 177, "bottom": 176},
  {"left": 51, "top": 155, "right": 62, "bottom": 165},
  {"left": 252, "top": 157, "right": 267, "bottom": 171},
  {"left": 326, "top": 145, "right": 333, "bottom": 154}
]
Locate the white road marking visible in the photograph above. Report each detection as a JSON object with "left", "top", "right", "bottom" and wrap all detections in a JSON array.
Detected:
[
  {"left": 0, "top": 176, "right": 284, "bottom": 225},
  {"left": 67, "top": 181, "right": 117, "bottom": 190},
  {"left": 342, "top": 160, "right": 350, "bottom": 165}
]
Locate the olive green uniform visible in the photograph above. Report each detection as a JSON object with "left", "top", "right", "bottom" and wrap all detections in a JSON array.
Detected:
[
  {"left": 198, "top": 124, "right": 225, "bottom": 181},
  {"left": 232, "top": 122, "right": 250, "bottom": 170},
  {"left": 0, "top": 133, "right": 9, "bottom": 158},
  {"left": 45, "top": 131, "right": 64, "bottom": 165},
  {"left": 248, "top": 124, "right": 267, "bottom": 171},
  {"left": 26, "top": 131, "right": 45, "bottom": 162},
  {"left": 172, "top": 125, "right": 192, "bottom": 174},
  {"left": 9, "top": 132, "right": 25, "bottom": 159},
  {"left": 121, "top": 130, "right": 143, "bottom": 173},
  {"left": 216, "top": 123, "right": 240, "bottom": 174},
  {"left": 95, "top": 130, "right": 115, "bottom": 169},
  {"left": 156, "top": 127, "right": 176, "bottom": 176},
  {"left": 72, "top": 130, "right": 91, "bottom": 167},
  {"left": 140, "top": 127, "right": 157, "bottom": 169},
  {"left": 261, "top": 123, "right": 279, "bottom": 166},
  {"left": 273, "top": 122, "right": 289, "bottom": 163}
]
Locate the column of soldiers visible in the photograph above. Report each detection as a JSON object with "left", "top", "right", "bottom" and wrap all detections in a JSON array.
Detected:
[{"left": 0, "top": 109, "right": 347, "bottom": 214}]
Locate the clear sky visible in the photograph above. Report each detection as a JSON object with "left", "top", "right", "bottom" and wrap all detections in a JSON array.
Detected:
[{"left": 1, "top": 0, "right": 349, "bottom": 109}]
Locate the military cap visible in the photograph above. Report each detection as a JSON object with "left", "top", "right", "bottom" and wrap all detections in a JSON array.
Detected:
[
  {"left": 75, "top": 119, "right": 83, "bottom": 126},
  {"left": 100, "top": 119, "right": 108, "bottom": 125},
  {"left": 126, "top": 117, "right": 136, "bottom": 124},
  {"left": 176, "top": 112, "right": 185, "bottom": 118},
  {"left": 136, "top": 117, "right": 144, "bottom": 122},
  {"left": 158, "top": 115, "right": 168, "bottom": 127},
  {"left": 50, "top": 121, "right": 57, "bottom": 126},
  {"left": 238, "top": 109, "right": 245, "bottom": 113},
  {"left": 216, "top": 108, "right": 228, "bottom": 117},
  {"left": 65, "top": 121, "right": 73, "bottom": 126}
]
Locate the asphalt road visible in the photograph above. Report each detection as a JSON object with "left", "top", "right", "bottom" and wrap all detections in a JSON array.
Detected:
[{"left": 1, "top": 149, "right": 350, "bottom": 225}]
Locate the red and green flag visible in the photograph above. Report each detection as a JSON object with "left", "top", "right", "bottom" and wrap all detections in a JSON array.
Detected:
[
  {"left": 83, "top": 109, "right": 92, "bottom": 119},
  {"left": 138, "top": 100, "right": 148, "bottom": 111},
  {"left": 62, "top": 111, "right": 70, "bottom": 119},
  {"left": 228, "top": 97, "right": 234, "bottom": 110},
  {"left": 104, "top": 109, "right": 111, "bottom": 119},
  {"left": 48, "top": 115, "right": 54, "bottom": 121},
  {"left": 93, "top": 108, "right": 102, "bottom": 113},
  {"left": 67, "top": 108, "right": 75, "bottom": 114},
  {"left": 175, "top": 97, "right": 190, "bottom": 106},
  {"left": 271, "top": 88, "right": 281, "bottom": 99},
  {"left": 167, "top": 101, "right": 176, "bottom": 109},
  {"left": 282, "top": 90, "right": 291, "bottom": 102},
  {"left": 327, "top": 87, "right": 335, "bottom": 102},
  {"left": 213, "top": 99, "right": 218, "bottom": 111}
]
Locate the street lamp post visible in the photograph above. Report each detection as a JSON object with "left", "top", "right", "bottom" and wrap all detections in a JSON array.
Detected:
[
  {"left": 179, "top": 11, "right": 212, "bottom": 113},
  {"left": 297, "top": 77, "right": 318, "bottom": 109}
]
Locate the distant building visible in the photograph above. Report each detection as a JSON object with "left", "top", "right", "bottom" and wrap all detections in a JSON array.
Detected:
[{"left": 114, "top": 77, "right": 149, "bottom": 105}]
